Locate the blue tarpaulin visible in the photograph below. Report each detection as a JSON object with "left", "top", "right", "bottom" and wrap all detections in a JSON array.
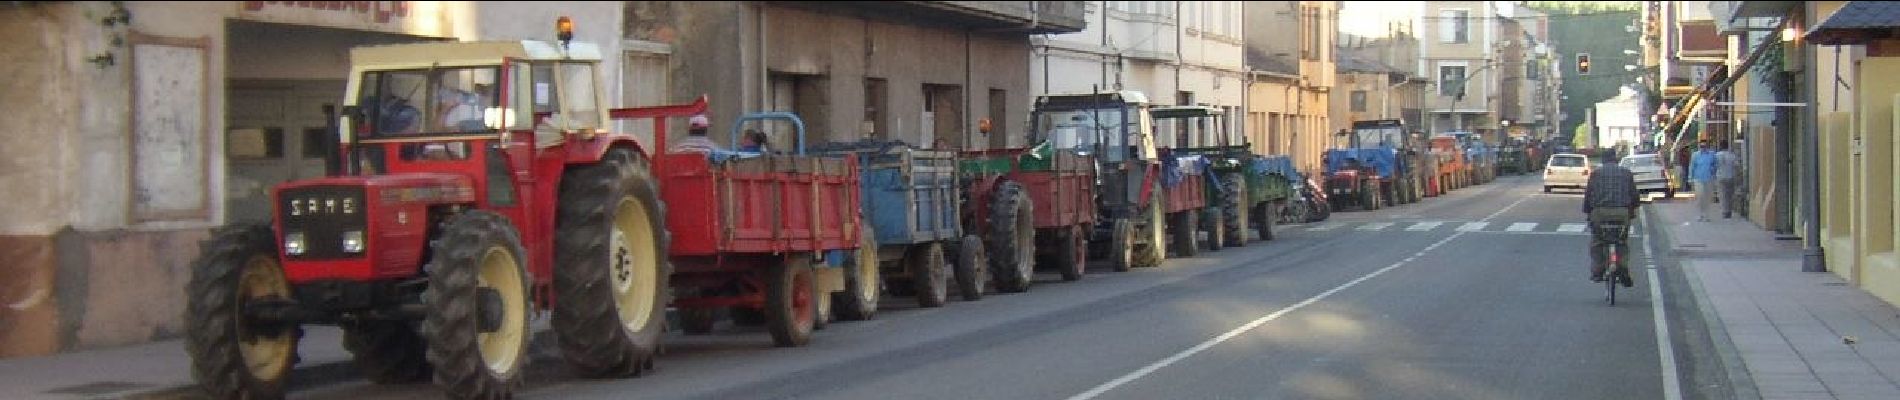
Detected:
[
  {"left": 1160, "top": 153, "right": 1209, "bottom": 188},
  {"left": 1250, "top": 155, "right": 1302, "bottom": 184},
  {"left": 1323, "top": 148, "right": 1397, "bottom": 178}
]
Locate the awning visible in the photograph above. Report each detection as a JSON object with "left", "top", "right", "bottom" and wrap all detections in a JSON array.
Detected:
[
  {"left": 1658, "top": 18, "right": 1785, "bottom": 156},
  {"left": 1806, "top": 1, "right": 1900, "bottom": 45}
]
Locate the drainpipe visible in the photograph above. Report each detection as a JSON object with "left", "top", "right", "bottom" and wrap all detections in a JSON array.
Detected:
[
  {"left": 757, "top": 4, "right": 768, "bottom": 112},
  {"left": 966, "top": 29, "right": 974, "bottom": 150},
  {"left": 1801, "top": 14, "right": 1825, "bottom": 273}
]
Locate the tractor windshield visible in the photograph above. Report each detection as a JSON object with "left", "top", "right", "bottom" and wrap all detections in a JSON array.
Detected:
[
  {"left": 1351, "top": 126, "right": 1403, "bottom": 149},
  {"left": 1038, "top": 108, "right": 1128, "bottom": 161},
  {"left": 356, "top": 66, "right": 503, "bottom": 137}
]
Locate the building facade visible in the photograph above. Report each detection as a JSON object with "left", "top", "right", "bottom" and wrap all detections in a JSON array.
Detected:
[
  {"left": 1332, "top": 31, "right": 1428, "bottom": 136},
  {"left": 1245, "top": 1, "right": 1337, "bottom": 174},
  {"left": 1034, "top": 1, "right": 1249, "bottom": 149},
  {"left": 1419, "top": 1, "right": 1502, "bottom": 139}
]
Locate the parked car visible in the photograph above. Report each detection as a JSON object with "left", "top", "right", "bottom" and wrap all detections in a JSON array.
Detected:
[
  {"left": 1618, "top": 153, "right": 1675, "bottom": 198},
  {"left": 1543, "top": 153, "right": 1591, "bottom": 193}
]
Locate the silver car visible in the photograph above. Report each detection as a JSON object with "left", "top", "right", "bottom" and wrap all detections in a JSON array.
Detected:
[
  {"left": 1543, "top": 153, "right": 1591, "bottom": 193},
  {"left": 1619, "top": 153, "right": 1675, "bottom": 198}
]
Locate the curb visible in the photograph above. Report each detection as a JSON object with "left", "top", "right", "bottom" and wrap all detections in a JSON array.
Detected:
[
  {"left": 1642, "top": 204, "right": 1761, "bottom": 400},
  {"left": 122, "top": 328, "right": 568, "bottom": 400}
]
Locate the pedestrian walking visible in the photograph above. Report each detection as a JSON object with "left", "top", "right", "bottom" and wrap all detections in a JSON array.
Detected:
[
  {"left": 1717, "top": 142, "right": 1743, "bottom": 219},
  {"left": 1689, "top": 140, "right": 1720, "bottom": 222}
]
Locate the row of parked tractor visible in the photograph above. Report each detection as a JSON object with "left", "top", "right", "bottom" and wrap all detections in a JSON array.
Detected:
[
  {"left": 182, "top": 39, "right": 1306, "bottom": 399},
  {"left": 1317, "top": 120, "right": 1540, "bottom": 213}
]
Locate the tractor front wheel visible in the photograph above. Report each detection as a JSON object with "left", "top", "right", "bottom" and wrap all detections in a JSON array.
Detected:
[
  {"left": 1109, "top": 219, "right": 1135, "bottom": 272},
  {"left": 1054, "top": 226, "right": 1087, "bottom": 281},
  {"left": 421, "top": 211, "right": 532, "bottom": 400},
  {"left": 988, "top": 181, "right": 1036, "bottom": 293},
  {"left": 185, "top": 224, "right": 298, "bottom": 400},
  {"left": 953, "top": 236, "right": 988, "bottom": 301},
  {"left": 834, "top": 225, "right": 881, "bottom": 320},
  {"left": 1172, "top": 210, "right": 1201, "bottom": 257}
]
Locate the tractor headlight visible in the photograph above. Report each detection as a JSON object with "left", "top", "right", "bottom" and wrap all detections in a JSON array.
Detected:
[
  {"left": 284, "top": 232, "right": 307, "bottom": 255},
  {"left": 341, "top": 230, "right": 365, "bottom": 253}
]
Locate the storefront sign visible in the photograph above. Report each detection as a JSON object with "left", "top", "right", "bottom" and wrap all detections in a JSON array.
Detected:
[{"left": 236, "top": 1, "right": 451, "bottom": 37}]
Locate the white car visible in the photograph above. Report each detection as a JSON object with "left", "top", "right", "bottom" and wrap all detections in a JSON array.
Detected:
[
  {"left": 1543, "top": 153, "right": 1591, "bottom": 193},
  {"left": 1619, "top": 153, "right": 1675, "bottom": 198}
]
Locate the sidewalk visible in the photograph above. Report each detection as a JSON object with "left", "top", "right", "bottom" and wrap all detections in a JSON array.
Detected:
[
  {"left": 1647, "top": 197, "right": 1900, "bottom": 400},
  {"left": 0, "top": 326, "right": 351, "bottom": 400}
]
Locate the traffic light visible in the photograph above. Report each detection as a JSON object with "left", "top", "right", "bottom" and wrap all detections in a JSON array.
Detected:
[{"left": 1577, "top": 53, "right": 1591, "bottom": 75}]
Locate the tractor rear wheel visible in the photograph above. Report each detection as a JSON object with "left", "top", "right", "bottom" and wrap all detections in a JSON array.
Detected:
[
  {"left": 1172, "top": 210, "right": 1201, "bottom": 257},
  {"left": 988, "top": 181, "right": 1036, "bottom": 293},
  {"left": 1055, "top": 226, "right": 1087, "bottom": 281},
  {"left": 1108, "top": 218, "right": 1135, "bottom": 272},
  {"left": 552, "top": 148, "right": 668, "bottom": 378},
  {"left": 765, "top": 257, "right": 816, "bottom": 347},
  {"left": 952, "top": 236, "right": 988, "bottom": 301},
  {"left": 834, "top": 225, "right": 881, "bottom": 320},
  {"left": 907, "top": 242, "right": 949, "bottom": 308},
  {"left": 185, "top": 224, "right": 298, "bottom": 400},
  {"left": 343, "top": 320, "right": 430, "bottom": 384},
  {"left": 421, "top": 211, "right": 532, "bottom": 400}
]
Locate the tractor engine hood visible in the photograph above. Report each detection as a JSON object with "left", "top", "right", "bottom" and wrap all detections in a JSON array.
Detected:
[{"left": 273, "top": 173, "right": 475, "bottom": 283}]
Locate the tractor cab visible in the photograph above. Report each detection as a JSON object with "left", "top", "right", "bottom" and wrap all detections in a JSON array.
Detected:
[
  {"left": 1151, "top": 105, "right": 1234, "bottom": 150},
  {"left": 1032, "top": 91, "right": 1156, "bottom": 164}
]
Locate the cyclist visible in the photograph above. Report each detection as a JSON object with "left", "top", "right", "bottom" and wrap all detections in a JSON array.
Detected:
[{"left": 1583, "top": 149, "right": 1641, "bottom": 287}]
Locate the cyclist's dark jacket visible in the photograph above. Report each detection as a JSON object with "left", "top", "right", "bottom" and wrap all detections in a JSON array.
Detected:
[{"left": 1583, "top": 164, "right": 1640, "bottom": 214}]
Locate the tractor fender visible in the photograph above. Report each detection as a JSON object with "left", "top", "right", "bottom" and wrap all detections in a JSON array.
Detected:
[{"left": 564, "top": 134, "right": 651, "bottom": 165}]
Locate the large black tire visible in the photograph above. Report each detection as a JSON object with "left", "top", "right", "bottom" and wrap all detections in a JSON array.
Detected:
[
  {"left": 1202, "top": 206, "right": 1226, "bottom": 251},
  {"left": 953, "top": 235, "right": 988, "bottom": 301},
  {"left": 552, "top": 148, "right": 668, "bottom": 378},
  {"left": 1172, "top": 210, "right": 1201, "bottom": 257},
  {"left": 988, "top": 181, "right": 1035, "bottom": 293},
  {"left": 834, "top": 225, "right": 881, "bottom": 320},
  {"left": 185, "top": 224, "right": 298, "bottom": 400},
  {"left": 677, "top": 308, "right": 717, "bottom": 335},
  {"left": 1222, "top": 173, "right": 1246, "bottom": 244},
  {"left": 907, "top": 242, "right": 949, "bottom": 308},
  {"left": 765, "top": 257, "right": 817, "bottom": 347},
  {"left": 1134, "top": 201, "right": 1166, "bottom": 268},
  {"left": 1255, "top": 202, "right": 1278, "bottom": 241},
  {"left": 1054, "top": 226, "right": 1087, "bottom": 281},
  {"left": 1108, "top": 218, "right": 1135, "bottom": 272},
  {"left": 422, "top": 211, "right": 532, "bottom": 400},
  {"left": 343, "top": 321, "right": 430, "bottom": 384}
]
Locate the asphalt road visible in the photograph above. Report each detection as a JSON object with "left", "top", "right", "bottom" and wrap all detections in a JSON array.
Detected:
[{"left": 295, "top": 174, "right": 1722, "bottom": 400}]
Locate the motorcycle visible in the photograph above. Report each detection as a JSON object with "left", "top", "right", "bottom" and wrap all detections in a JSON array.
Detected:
[{"left": 1282, "top": 176, "right": 1332, "bottom": 223}]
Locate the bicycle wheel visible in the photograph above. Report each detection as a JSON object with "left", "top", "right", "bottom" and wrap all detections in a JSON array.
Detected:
[{"left": 1604, "top": 244, "right": 1619, "bottom": 306}]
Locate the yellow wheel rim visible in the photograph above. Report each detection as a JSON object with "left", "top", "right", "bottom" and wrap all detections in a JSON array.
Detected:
[
  {"left": 611, "top": 197, "right": 660, "bottom": 332},
  {"left": 237, "top": 254, "right": 294, "bottom": 380},
  {"left": 476, "top": 246, "right": 526, "bottom": 375},
  {"left": 855, "top": 227, "right": 879, "bottom": 300}
]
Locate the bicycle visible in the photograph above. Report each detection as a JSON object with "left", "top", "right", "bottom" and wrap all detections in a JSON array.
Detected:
[{"left": 1593, "top": 220, "right": 1631, "bottom": 305}]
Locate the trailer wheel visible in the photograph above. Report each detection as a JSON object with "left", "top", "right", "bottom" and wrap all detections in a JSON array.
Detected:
[
  {"left": 552, "top": 148, "right": 668, "bottom": 378},
  {"left": 1172, "top": 210, "right": 1201, "bottom": 257},
  {"left": 1135, "top": 201, "right": 1166, "bottom": 268},
  {"left": 422, "top": 211, "right": 532, "bottom": 400},
  {"left": 1222, "top": 173, "right": 1247, "bottom": 244},
  {"left": 988, "top": 181, "right": 1035, "bottom": 293},
  {"left": 907, "top": 242, "right": 949, "bottom": 308},
  {"left": 953, "top": 235, "right": 988, "bottom": 301},
  {"left": 834, "top": 225, "right": 881, "bottom": 320},
  {"left": 677, "top": 308, "right": 717, "bottom": 335},
  {"left": 765, "top": 257, "right": 816, "bottom": 347},
  {"left": 1108, "top": 219, "right": 1135, "bottom": 272},
  {"left": 343, "top": 320, "right": 430, "bottom": 384},
  {"left": 1055, "top": 226, "right": 1087, "bottom": 281},
  {"left": 185, "top": 224, "right": 297, "bottom": 400}
]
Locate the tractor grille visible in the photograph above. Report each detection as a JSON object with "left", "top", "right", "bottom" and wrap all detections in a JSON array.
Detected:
[{"left": 278, "top": 186, "right": 369, "bottom": 260}]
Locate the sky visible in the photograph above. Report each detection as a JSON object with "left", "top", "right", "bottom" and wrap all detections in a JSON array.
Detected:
[{"left": 1339, "top": 1, "right": 1423, "bottom": 38}]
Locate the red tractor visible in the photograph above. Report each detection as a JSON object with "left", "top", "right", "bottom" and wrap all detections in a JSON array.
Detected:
[{"left": 184, "top": 34, "right": 678, "bottom": 398}]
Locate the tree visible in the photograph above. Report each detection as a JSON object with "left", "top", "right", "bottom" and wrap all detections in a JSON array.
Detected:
[{"left": 1572, "top": 122, "right": 1592, "bottom": 149}]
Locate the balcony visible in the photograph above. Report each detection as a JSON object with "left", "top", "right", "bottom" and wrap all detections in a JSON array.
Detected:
[{"left": 784, "top": 1, "right": 1087, "bottom": 34}]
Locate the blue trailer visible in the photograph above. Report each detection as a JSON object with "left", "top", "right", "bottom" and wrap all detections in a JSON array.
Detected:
[{"left": 813, "top": 141, "right": 988, "bottom": 320}]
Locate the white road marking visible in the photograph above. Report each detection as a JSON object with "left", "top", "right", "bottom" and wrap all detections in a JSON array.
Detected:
[
  {"left": 1558, "top": 223, "right": 1587, "bottom": 233},
  {"left": 1067, "top": 196, "right": 1536, "bottom": 400},
  {"left": 1638, "top": 212, "right": 1684, "bottom": 400},
  {"left": 1063, "top": 231, "right": 1470, "bottom": 400},
  {"left": 1506, "top": 222, "right": 1538, "bottom": 232},
  {"left": 1308, "top": 222, "right": 1348, "bottom": 231},
  {"left": 1406, "top": 221, "right": 1444, "bottom": 231},
  {"left": 1456, "top": 222, "right": 1489, "bottom": 232},
  {"left": 1357, "top": 222, "right": 1394, "bottom": 231}
]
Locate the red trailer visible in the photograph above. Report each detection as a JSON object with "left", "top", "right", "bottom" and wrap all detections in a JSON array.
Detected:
[
  {"left": 652, "top": 112, "right": 859, "bottom": 347},
  {"left": 959, "top": 147, "right": 1097, "bottom": 289}
]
